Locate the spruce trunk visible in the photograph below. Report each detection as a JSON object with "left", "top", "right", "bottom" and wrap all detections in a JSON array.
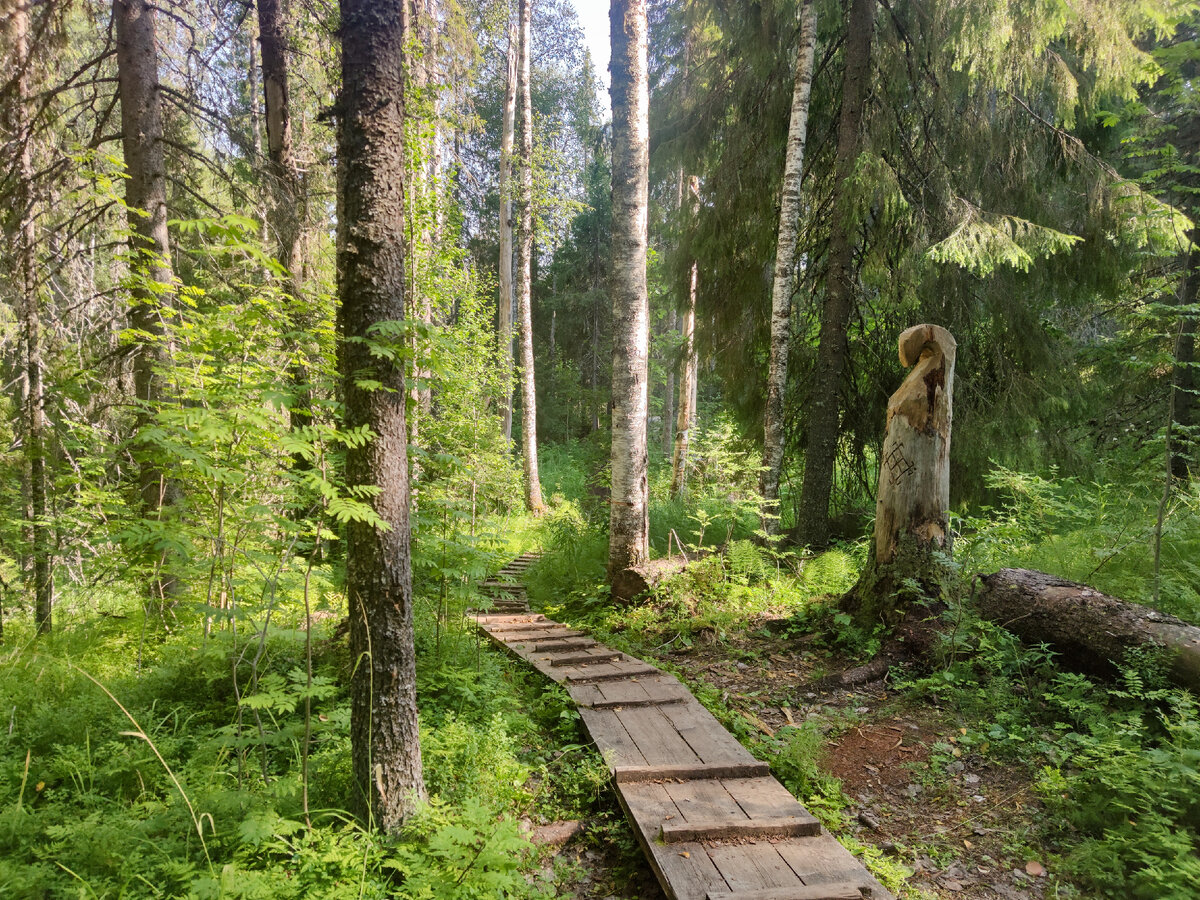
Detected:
[
  {"left": 516, "top": 0, "right": 544, "bottom": 514},
  {"left": 760, "top": 0, "right": 817, "bottom": 535},
  {"left": 670, "top": 176, "right": 699, "bottom": 499},
  {"left": 339, "top": 0, "right": 426, "bottom": 830},
  {"left": 795, "top": 0, "right": 875, "bottom": 549},
  {"left": 608, "top": 0, "right": 651, "bottom": 599},
  {"left": 115, "top": 0, "right": 181, "bottom": 600}
]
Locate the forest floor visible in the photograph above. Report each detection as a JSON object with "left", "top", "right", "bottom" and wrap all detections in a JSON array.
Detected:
[{"left": 541, "top": 613, "right": 1064, "bottom": 900}]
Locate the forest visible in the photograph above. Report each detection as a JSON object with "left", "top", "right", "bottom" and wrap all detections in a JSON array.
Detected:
[{"left": 0, "top": 0, "right": 1197, "bottom": 897}]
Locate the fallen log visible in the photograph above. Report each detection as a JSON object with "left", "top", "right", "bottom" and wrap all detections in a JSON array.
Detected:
[{"left": 977, "top": 568, "right": 1200, "bottom": 692}]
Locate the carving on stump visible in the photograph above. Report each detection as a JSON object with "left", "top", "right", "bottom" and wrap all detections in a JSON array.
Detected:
[{"left": 846, "top": 324, "right": 956, "bottom": 623}]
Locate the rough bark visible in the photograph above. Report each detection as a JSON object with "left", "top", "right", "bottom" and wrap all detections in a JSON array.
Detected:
[
  {"left": 516, "top": 0, "right": 545, "bottom": 514},
  {"left": 498, "top": 19, "right": 517, "bottom": 445},
  {"left": 760, "top": 0, "right": 817, "bottom": 535},
  {"left": 115, "top": 0, "right": 182, "bottom": 599},
  {"left": 670, "top": 176, "right": 699, "bottom": 499},
  {"left": 256, "top": 0, "right": 311, "bottom": 453},
  {"left": 662, "top": 306, "right": 676, "bottom": 456},
  {"left": 6, "top": 2, "right": 52, "bottom": 633},
  {"left": 977, "top": 568, "right": 1200, "bottom": 693},
  {"left": 608, "top": 0, "right": 651, "bottom": 596},
  {"left": 1169, "top": 236, "right": 1197, "bottom": 481},
  {"left": 846, "top": 325, "right": 956, "bottom": 624},
  {"left": 339, "top": 0, "right": 426, "bottom": 830},
  {"left": 795, "top": 0, "right": 876, "bottom": 549}
]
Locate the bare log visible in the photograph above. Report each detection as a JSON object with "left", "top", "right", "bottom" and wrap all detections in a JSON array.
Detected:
[{"left": 977, "top": 568, "right": 1200, "bottom": 692}]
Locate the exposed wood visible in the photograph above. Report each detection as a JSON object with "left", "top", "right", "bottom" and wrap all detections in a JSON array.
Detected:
[
  {"left": 977, "top": 568, "right": 1200, "bottom": 692},
  {"left": 706, "top": 885, "right": 865, "bottom": 900},
  {"left": 613, "top": 762, "right": 771, "bottom": 783},
  {"left": 547, "top": 650, "right": 623, "bottom": 666},
  {"left": 471, "top": 568, "right": 891, "bottom": 900}
]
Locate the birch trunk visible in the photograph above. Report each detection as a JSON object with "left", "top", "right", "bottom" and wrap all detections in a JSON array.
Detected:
[
  {"left": 115, "top": 0, "right": 182, "bottom": 600},
  {"left": 339, "top": 0, "right": 425, "bottom": 832},
  {"left": 760, "top": 0, "right": 817, "bottom": 535},
  {"left": 608, "top": 0, "right": 651, "bottom": 599},
  {"left": 670, "top": 178, "right": 699, "bottom": 499},
  {"left": 796, "top": 0, "right": 876, "bottom": 549},
  {"left": 6, "top": 2, "right": 52, "bottom": 633},
  {"left": 516, "top": 0, "right": 545, "bottom": 514},
  {"left": 256, "top": 0, "right": 311, "bottom": 455},
  {"left": 498, "top": 20, "right": 517, "bottom": 444}
]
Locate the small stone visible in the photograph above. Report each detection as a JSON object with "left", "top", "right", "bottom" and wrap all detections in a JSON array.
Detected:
[
  {"left": 855, "top": 706, "right": 870, "bottom": 714},
  {"left": 858, "top": 811, "right": 882, "bottom": 830},
  {"left": 736, "top": 661, "right": 750, "bottom": 671},
  {"left": 943, "top": 879, "right": 964, "bottom": 892},
  {"left": 1025, "top": 860, "right": 1046, "bottom": 878},
  {"left": 904, "top": 783, "right": 923, "bottom": 798},
  {"left": 963, "top": 773, "right": 980, "bottom": 784}
]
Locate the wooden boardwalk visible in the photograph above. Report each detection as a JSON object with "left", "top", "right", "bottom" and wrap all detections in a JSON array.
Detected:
[{"left": 473, "top": 555, "right": 892, "bottom": 900}]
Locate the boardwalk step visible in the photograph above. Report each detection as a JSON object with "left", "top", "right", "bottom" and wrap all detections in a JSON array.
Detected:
[
  {"left": 587, "top": 695, "right": 688, "bottom": 710},
  {"left": 549, "top": 652, "right": 622, "bottom": 667},
  {"left": 660, "top": 816, "right": 821, "bottom": 843},
  {"left": 532, "top": 638, "right": 598, "bottom": 651},
  {"left": 613, "top": 762, "right": 770, "bottom": 783},
  {"left": 706, "top": 885, "right": 868, "bottom": 900},
  {"left": 565, "top": 665, "right": 660, "bottom": 683}
]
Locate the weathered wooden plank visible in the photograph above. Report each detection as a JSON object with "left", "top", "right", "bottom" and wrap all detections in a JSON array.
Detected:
[
  {"left": 564, "top": 663, "right": 660, "bottom": 683},
  {"left": 708, "top": 843, "right": 806, "bottom": 892},
  {"left": 775, "top": 835, "right": 884, "bottom": 897},
  {"left": 594, "top": 674, "right": 689, "bottom": 706},
  {"left": 705, "top": 884, "right": 864, "bottom": 900},
  {"left": 660, "top": 701, "right": 762, "bottom": 765},
  {"left": 617, "top": 781, "right": 730, "bottom": 900},
  {"left": 614, "top": 705, "right": 703, "bottom": 767},
  {"left": 661, "top": 818, "right": 821, "bottom": 843},
  {"left": 663, "top": 779, "right": 749, "bottom": 828},
  {"left": 613, "top": 762, "right": 771, "bottom": 784},
  {"left": 578, "top": 706, "right": 648, "bottom": 768},
  {"left": 723, "top": 777, "right": 820, "bottom": 829},
  {"left": 532, "top": 637, "right": 597, "bottom": 651},
  {"left": 547, "top": 650, "right": 623, "bottom": 667}
]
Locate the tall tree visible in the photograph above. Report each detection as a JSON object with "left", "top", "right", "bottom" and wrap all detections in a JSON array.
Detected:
[
  {"left": 760, "top": 0, "right": 817, "bottom": 535},
  {"left": 339, "top": 0, "right": 426, "bottom": 830},
  {"left": 795, "top": 0, "right": 876, "bottom": 548},
  {"left": 4, "top": 0, "right": 52, "bottom": 633},
  {"left": 114, "top": 0, "right": 181, "bottom": 598},
  {"left": 256, "top": 0, "right": 311, "bottom": 452},
  {"left": 608, "top": 0, "right": 650, "bottom": 598},
  {"left": 498, "top": 18, "right": 517, "bottom": 445},
  {"left": 670, "top": 174, "right": 698, "bottom": 498},
  {"left": 516, "top": 0, "right": 545, "bottom": 513}
]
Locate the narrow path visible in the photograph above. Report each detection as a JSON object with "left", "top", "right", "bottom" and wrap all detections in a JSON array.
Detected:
[{"left": 474, "top": 556, "right": 893, "bottom": 900}]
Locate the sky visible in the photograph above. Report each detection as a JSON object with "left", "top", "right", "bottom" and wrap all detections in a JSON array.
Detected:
[{"left": 570, "top": 0, "right": 611, "bottom": 106}]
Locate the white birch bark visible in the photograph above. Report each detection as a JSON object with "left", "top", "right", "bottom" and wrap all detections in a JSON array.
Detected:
[
  {"left": 608, "top": 0, "right": 650, "bottom": 597},
  {"left": 498, "top": 20, "right": 517, "bottom": 444},
  {"left": 516, "top": 0, "right": 545, "bottom": 513},
  {"left": 760, "top": 0, "right": 817, "bottom": 534}
]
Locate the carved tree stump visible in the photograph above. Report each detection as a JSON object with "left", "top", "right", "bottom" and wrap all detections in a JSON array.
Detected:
[{"left": 845, "top": 325, "right": 957, "bottom": 624}]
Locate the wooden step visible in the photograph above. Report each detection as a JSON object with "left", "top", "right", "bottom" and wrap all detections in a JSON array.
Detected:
[
  {"left": 548, "top": 651, "right": 622, "bottom": 667},
  {"left": 612, "top": 762, "right": 770, "bottom": 783},
  {"left": 565, "top": 664, "right": 660, "bottom": 683},
  {"left": 706, "top": 885, "right": 867, "bottom": 900},
  {"left": 660, "top": 816, "right": 821, "bottom": 843},
  {"left": 531, "top": 637, "right": 598, "bottom": 651}
]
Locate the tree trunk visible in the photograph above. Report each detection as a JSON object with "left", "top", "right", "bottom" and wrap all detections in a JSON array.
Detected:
[
  {"left": 795, "top": 0, "right": 876, "bottom": 549},
  {"left": 498, "top": 21, "right": 517, "bottom": 444},
  {"left": 256, "top": 0, "right": 311, "bottom": 460},
  {"left": 662, "top": 306, "right": 677, "bottom": 456},
  {"left": 760, "top": 0, "right": 817, "bottom": 535},
  {"left": 338, "top": 0, "right": 426, "bottom": 831},
  {"left": 670, "top": 177, "right": 699, "bottom": 499},
  {"left": 115, "top": 0, "right": 181, "bottom": 600},
  {"left": 608, "top": 0, "right": 651, "bottom": 599},
  {"left": 1170, "top": 236, "right": 1197, "bottom": 481},
  {"left": 7, "top": 2, "right": 52, "bottom": 633},
  {"left": 516, "top": 0, "right": 545, "bottom": 514},
  {"left": 977, "top": 568, "right": 1200, "bottom": 693},
  {"left": 845, "top": 325, "right": 956, "bottom": 624}
]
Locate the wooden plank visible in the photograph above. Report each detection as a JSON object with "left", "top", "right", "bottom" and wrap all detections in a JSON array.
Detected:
[
  {"left": 578, "top": 707, "right": 648, "bottom": 768},
  {"left": 614, "top": 705, "right": 703, "bottom": 767},
  {"left": 613, "top": 762, "right": 771, "bottom": 783},
  {"left": 547, "top": 650, "right": 622, "bottom": 667},
  {"left": 617, "top": 781, "right": 730, "bottom": 900},
  {"left": 595, "top": 676, "right": 683, "bottom": 705},
  {"left": 705, "top": 884, "right": 864, "bottom": 900},
  {"left": 660, "top": 818, "right": 820, "bottom": 843},
  {"left": 723, "top": 777, "right": 820, "bottom": 830},
  {"left": 707, "top": 843, "right": 805, "bottom": 892},
  {"left": 564, "top": 663, "right": 660, "bottom": 683},
  {"left": 532, "top": 637, "right": 597, "bottom": 651},
  {"left": 660, "top": 700, "right": 761, "bottom": 765},
  {"left": 775, "top": 835, "right": 885, "bottom": 898},
  {"left": 589, "top": 696, "right": 687, "bottom": 710},
  {"left": 663, "top": 778, "right": 747, "bottom": 827}
]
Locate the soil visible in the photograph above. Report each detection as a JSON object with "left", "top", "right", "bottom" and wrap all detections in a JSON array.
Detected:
[{"left": 553, "top": 611, "right": 1065, "bottom": 900}]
